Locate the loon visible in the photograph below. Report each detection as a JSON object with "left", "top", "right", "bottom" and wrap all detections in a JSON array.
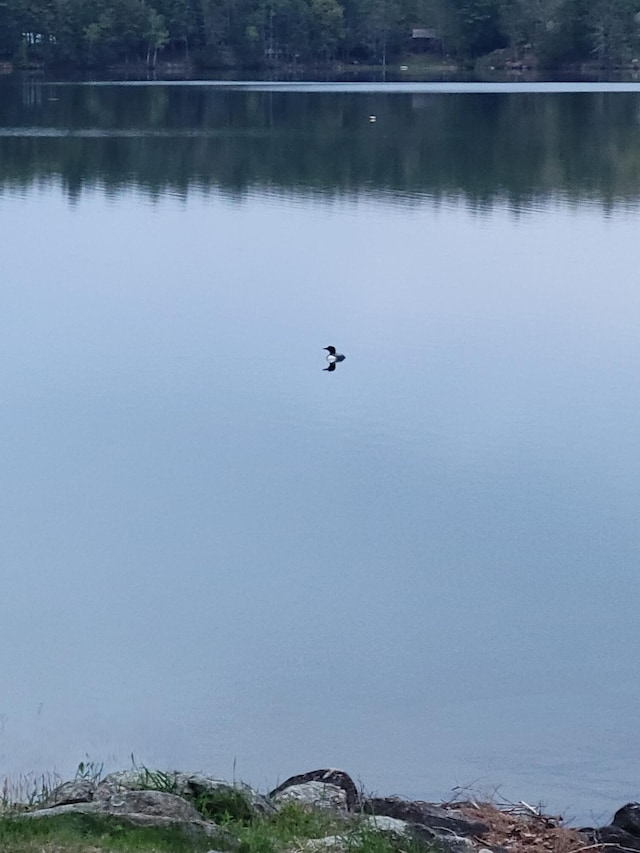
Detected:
[
  {"left": 323, "top": 346, "right": 346, "bottom": 371},
  {"left": 324, "top": 346, "right": 345, "bottom": 363}
]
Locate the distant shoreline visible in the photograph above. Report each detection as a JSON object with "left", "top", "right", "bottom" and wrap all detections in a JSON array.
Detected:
[{"left": 4, "top": 57, "right": 640, "bottom": 84}]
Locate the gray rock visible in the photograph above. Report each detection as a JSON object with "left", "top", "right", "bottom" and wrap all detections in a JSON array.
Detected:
[
  {"left": 96, "top": 768, "right": 173, "bottom": 797},
  {"left": 431, "top": 834, "right": 479, "bottom": 853},
  {"left": 38, "top": 779, "right": 96, "bottom": 807},
  {"left": 108, "top": 812, "right": 218, "bottom": 833},
  {"left": 362, "top": 797, "right": 488, "bottom": 837},
  {"left": 303, "top": 834, "right": 351, "bottom": 852},
  {"left": 100, "top": 789, "right": 203, "bottom": 821},
  {"left": 97, "top": 768, "right": 272, "bottom": 820},
  {"left": 302, "top": 813, "right": 481, "bottom": 853},
  {"left": 270, "top": 770, "right": 360, "bottom": 810},
  {"left": 272, "top": 782, "right": 349, "bottom": 812},
  {"left": 362, "top": 815, "right": 410, "bottom": 835},
  {"left": 25, "top": 790, "right": 200, "bottom": 823},
  {"left": 367, "top": 814, "right": 482, "bottom": 853},
  {"left": 21, "top": 790, "right": 230, "bottom": 840},
  {"left": 22, "top": 803, "right": 105, "bottom": 819}
]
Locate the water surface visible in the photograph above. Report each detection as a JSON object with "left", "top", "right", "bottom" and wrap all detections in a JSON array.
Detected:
[{"left": 1, "top": 81, "right": 639, "bottom": 824}]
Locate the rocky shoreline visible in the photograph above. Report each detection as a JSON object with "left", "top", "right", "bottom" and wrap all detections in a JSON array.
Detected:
[{"left": 4, "top": 765, "right": 640, "bottom": 853}]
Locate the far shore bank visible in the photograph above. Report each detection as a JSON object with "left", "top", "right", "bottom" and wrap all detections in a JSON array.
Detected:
[{"left": 4, "top": 56, "right": 640, "bottom": 84}]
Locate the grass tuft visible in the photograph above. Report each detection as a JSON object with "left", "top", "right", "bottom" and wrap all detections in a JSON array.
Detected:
[
  {"left": 75, "top": 758, "right": 105, "bottom": 784},
  {"left": 194, "top": 785, "right": 255, "bottom": 823},
  {"left": 130, "top": 763, "right": 255, "bottom": 823},
  {"left": 136, "top": 767, "right": 180, "bottom": 795},
  {"left": 0, "top": 771, "right": 62, "bottom": 814}
]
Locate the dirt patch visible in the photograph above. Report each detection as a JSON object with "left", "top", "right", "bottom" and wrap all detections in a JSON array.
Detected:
[{"left": 445, "top": 801, "right": 593, "bottom": 853}]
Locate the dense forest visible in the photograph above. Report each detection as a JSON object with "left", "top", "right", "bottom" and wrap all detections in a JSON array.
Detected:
[{"left": 0, "top": 0, "right": 639, "bottom": 70}]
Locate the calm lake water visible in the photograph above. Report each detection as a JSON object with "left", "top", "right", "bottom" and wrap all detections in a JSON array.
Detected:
[{"left": 1, "top": 79, "right": 640, "bottom": 824}]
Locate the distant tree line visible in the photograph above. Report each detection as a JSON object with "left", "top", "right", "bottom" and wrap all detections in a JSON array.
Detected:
[{"left": 0, "top": 0, "right": 639, "bottom": 69}]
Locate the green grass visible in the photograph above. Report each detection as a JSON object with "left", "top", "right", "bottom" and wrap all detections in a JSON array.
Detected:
[
  {"left": 193, "top": 786, "right": 256, "bottom": 824},
  {"left": 0, "top": 812, "right": 219, "bottom": 852},
  {"left": 231, "top": 804, "right": 437, "bottom": 853},
  {"left": 131, "top": 767, "right": 179, "bottom": 795},
  {"left": 231, "top": 801, "right": 350, "bottom": 853},
  {"left": 0, "top": 802, "right": 439, "bottom": 853}
]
